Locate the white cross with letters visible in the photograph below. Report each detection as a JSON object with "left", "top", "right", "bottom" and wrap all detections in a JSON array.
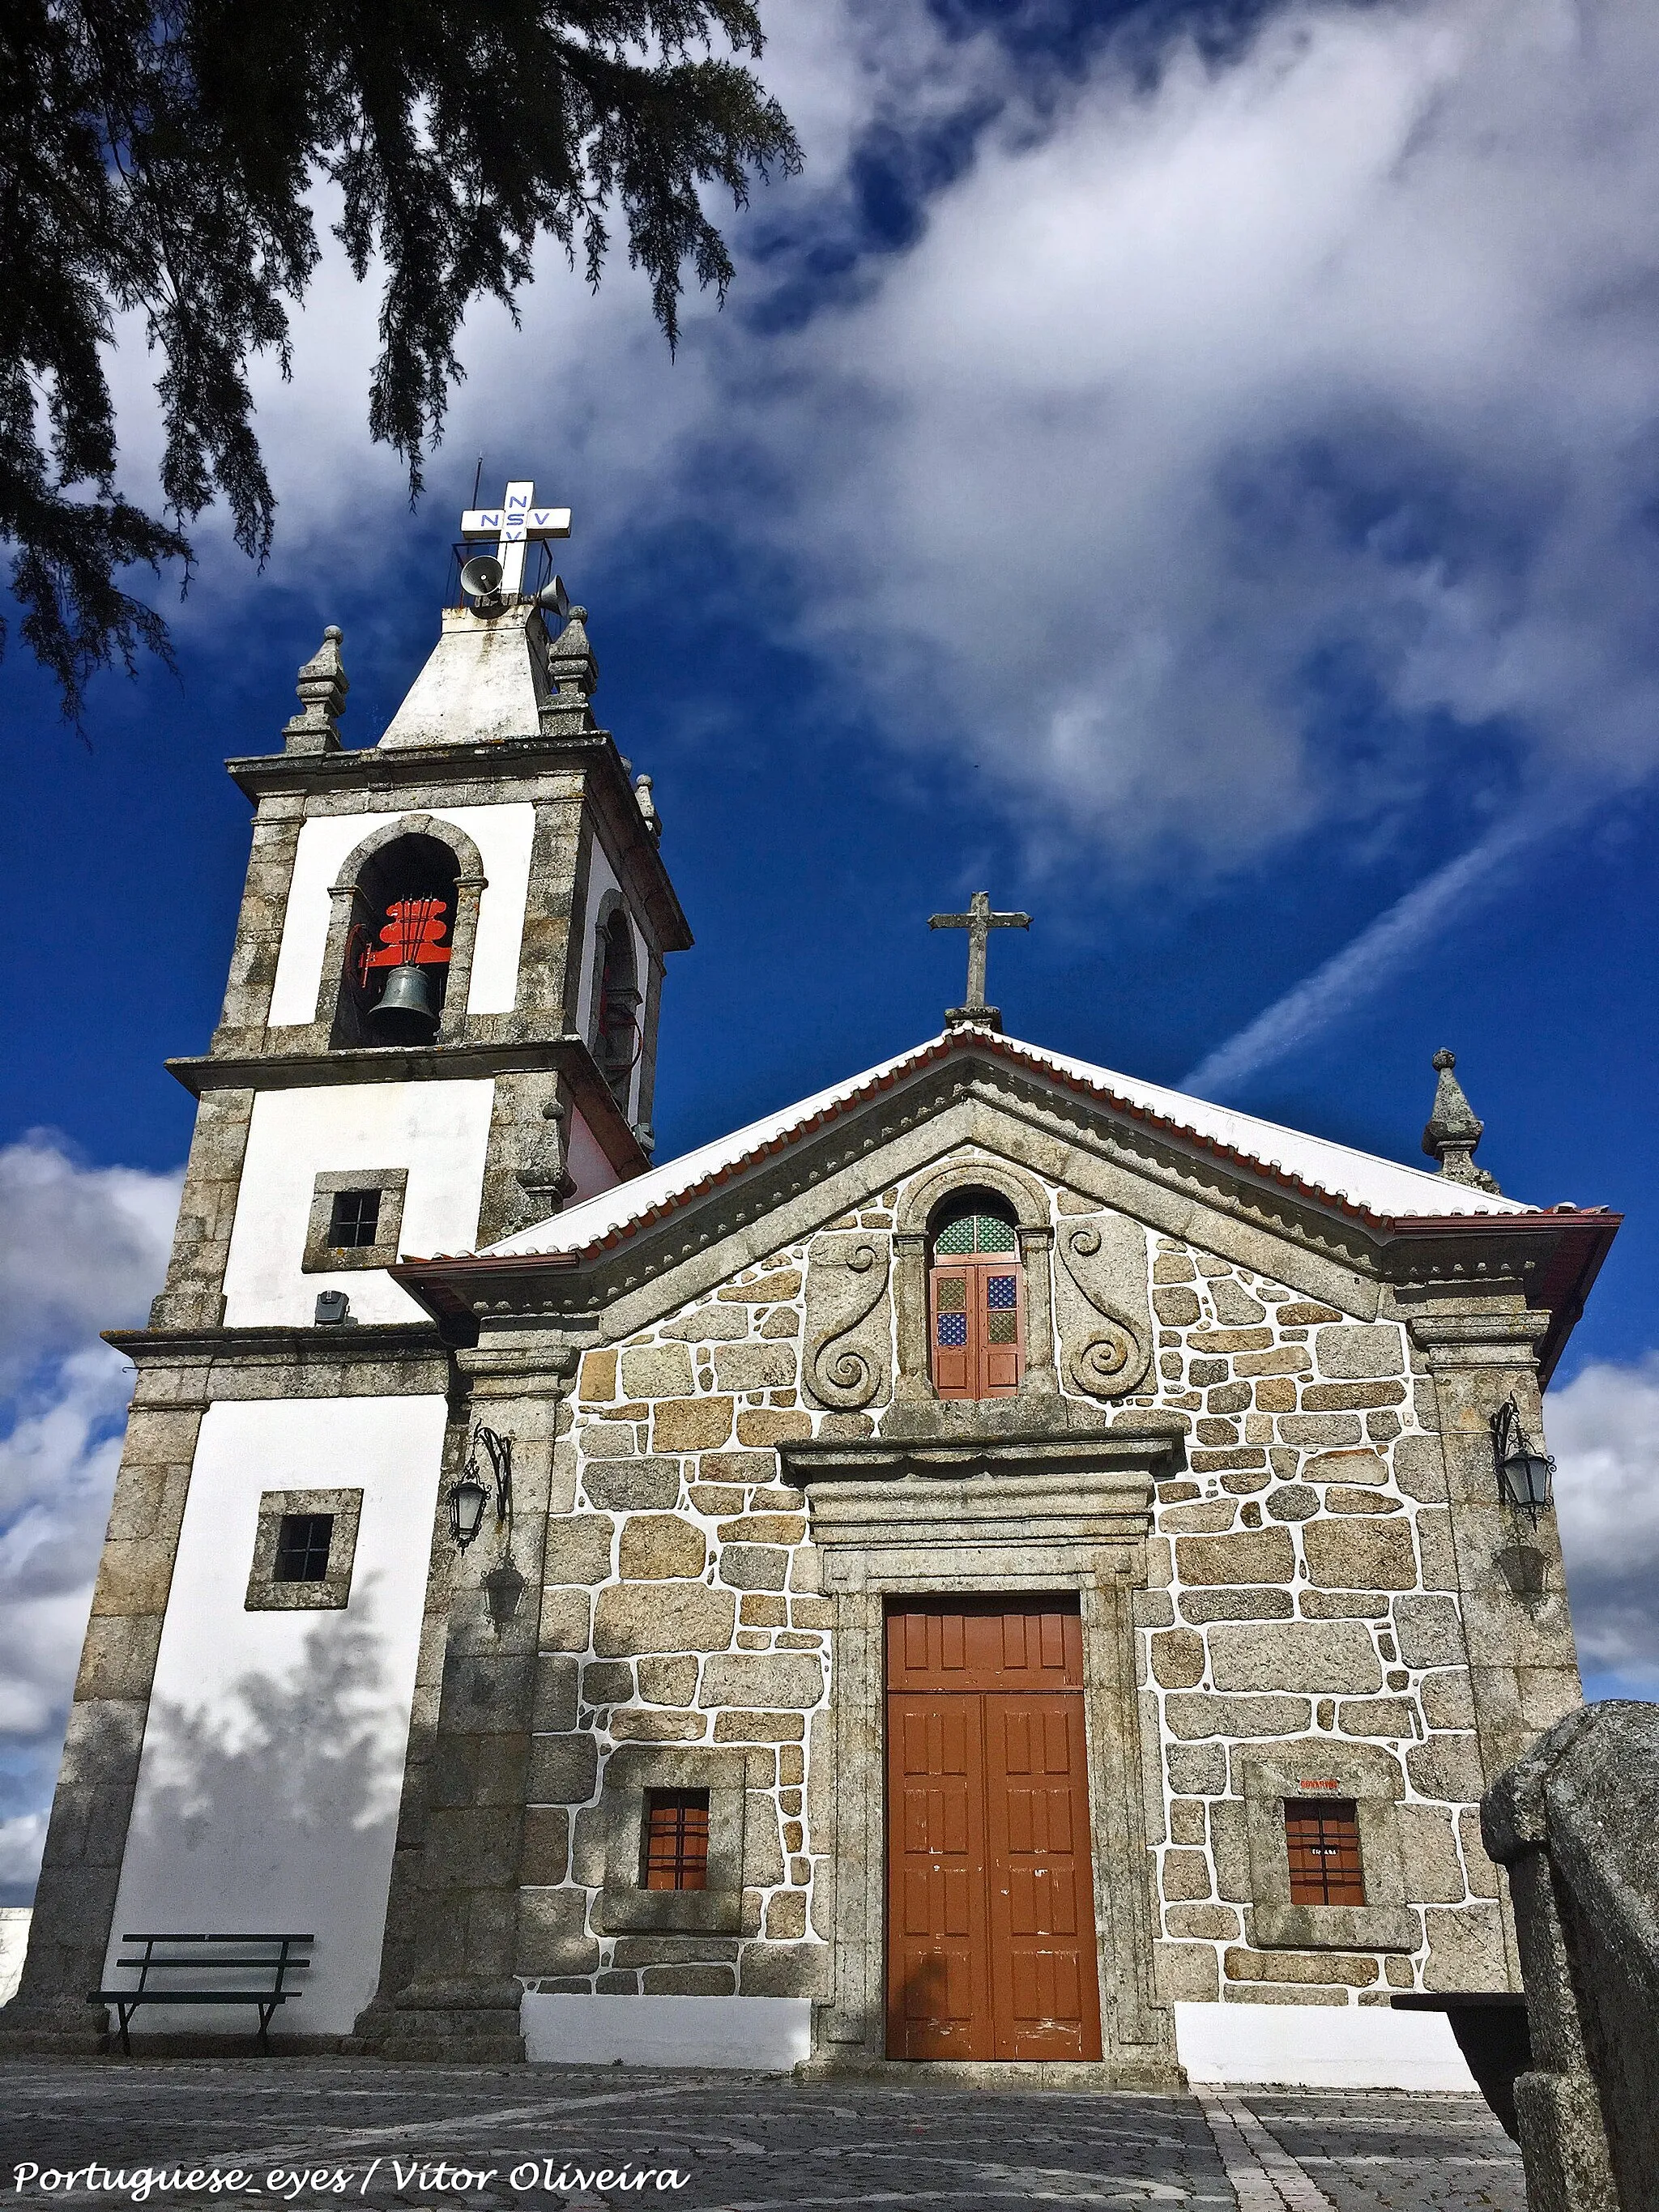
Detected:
[{"left": 459, "top": 479, "right": 572, "bottom": 596}]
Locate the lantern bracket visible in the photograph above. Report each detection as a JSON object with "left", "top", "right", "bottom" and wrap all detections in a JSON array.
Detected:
[
  {"left": 448, "top": 1422, "right": 513, "bottom": 1549},
  {"left": 1491, "top": 1396, "right": 1555, "bottom": 1526}
]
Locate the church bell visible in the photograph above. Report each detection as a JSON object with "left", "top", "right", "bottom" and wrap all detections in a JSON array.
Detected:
[{"left": 369, "top": 962, "right": 441, "bottom": 1038}]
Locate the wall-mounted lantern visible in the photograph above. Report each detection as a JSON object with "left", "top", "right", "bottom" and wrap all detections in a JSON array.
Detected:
[
  {"left": 1491, "top": 1397, "right": 1555, "bottom": 1524},
  {"left": 448, "top": 1422, "right": 513, "bottom": 1549}
]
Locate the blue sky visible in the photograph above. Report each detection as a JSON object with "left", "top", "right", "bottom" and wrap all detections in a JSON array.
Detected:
[{"left": 3, "top": 0, "right": 1658, "bottom": 1899}]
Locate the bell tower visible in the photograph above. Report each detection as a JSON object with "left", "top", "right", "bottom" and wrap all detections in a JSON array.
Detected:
[
  {"left": 4, "top": 482, "right": 697, "bottom": 2057},
  {"left": 149, "top": 485, "right": 690, "bottom": 1333}
]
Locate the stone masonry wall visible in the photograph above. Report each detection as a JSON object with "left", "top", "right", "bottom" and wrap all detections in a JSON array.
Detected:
[
  {"left": 522, "top": 1166, "right": 1501, "bottom": 2014},
  {"left": 524, "top": 1233, "right": 834, "bottom": 2001},
  {"left": 1137, "top": 1238, "right": 1502, "bottom": 2011}
]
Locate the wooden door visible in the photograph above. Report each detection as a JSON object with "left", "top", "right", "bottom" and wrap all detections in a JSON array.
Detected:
[
  {"left": 929, "top": 1259, "right": 1025, "bottom": 1398},
  {"left": 885, "top": 1598, "right": 1102, "bottom": 2061}
]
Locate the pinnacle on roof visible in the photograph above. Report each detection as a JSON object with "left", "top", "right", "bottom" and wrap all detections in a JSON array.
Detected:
[
  {"left": 1421, "top": 1047, "right": 1500, "bottom": 1193},
  {"left": 542, "top": 606, "right": 599, "bottom": 737},
  {"left": 282, "top": 625, "right": 348, "bottom": 754}
]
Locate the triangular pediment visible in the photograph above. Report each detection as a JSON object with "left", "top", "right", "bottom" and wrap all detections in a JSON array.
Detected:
[{"left": 397, "top": 1028, "right": 1612, "bottom": 1378}]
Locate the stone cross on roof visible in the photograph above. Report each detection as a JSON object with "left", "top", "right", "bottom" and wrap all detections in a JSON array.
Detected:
[
  {"left": 929, "top": 889, "right": 1031, "bottom": 1034},
  {"left": 460, "top": 479, "right": 572, "bottom": 596}
]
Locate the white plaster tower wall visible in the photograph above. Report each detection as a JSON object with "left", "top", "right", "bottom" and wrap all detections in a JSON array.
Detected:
[
  {"left": 267, "top": 803, "right": 536, "bottom": 1025},
  {"left": 565, "top": 1109, "right": 621, "bottom": 1205},
  {"left": 221, "top": 1080, "right": 497, "bottom": 1324},
  {"left": 105, "top": 1396, "right": 449, "bottom": 2037}
]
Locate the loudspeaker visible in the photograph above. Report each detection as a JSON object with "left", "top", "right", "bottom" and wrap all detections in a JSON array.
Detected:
[{"left": 460, "top": 554, "right": 504, "bottom": 599}]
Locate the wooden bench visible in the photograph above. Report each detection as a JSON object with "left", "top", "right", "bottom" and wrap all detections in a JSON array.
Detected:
[{"left": 91, "top": 1932, "right": 313, "bottom": 2055}]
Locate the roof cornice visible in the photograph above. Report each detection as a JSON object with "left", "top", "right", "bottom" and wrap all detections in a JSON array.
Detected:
[
  {"left": 386, "top": 1029, "right": 1619, "bottom": 1380},
  {"left": 168, "top": 1031, "right": 650, "bottom": 1179},
  {"left": 224, "top": 727, "right": 692, "bottom": 953}
]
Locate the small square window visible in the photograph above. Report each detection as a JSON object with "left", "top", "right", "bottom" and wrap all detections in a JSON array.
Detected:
[
  {"left": 642, "top": 1790, "right": 710, "bottom": 1891},
  {"left": 274, "top": 1512, "right": 335, "bottom": 1583},
  {"left": 303, "top": 1170, "right": 407, "bottom": 1273},
  {"left": 246, "top": 1490, "right": 360, "bottom": 1610},
  {"left": 327, "top": 1188, "right": 382, "bottom": 1248},
  {"left": 1284, "top": 1798, "right": 1366, "bottom": 1906}
]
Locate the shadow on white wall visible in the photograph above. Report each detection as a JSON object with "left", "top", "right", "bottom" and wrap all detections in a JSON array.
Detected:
[{"left": 110, "top": 1583, "right": 409, "bottom": 2036}]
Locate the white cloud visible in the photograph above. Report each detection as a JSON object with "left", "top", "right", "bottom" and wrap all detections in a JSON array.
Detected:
[
  {"left": 178, "top": 0, "right": 1659, "bottom": 878},
  {"left": 0, "top": 1137, "right": 180, "bottom": 1900},
  {"left": 87, "top": 0, "right": 1659, "bottom": 916},
  {"left": 753, "top": 0, "right": 1659, "bottom": 864},
  {"left": 0, "top": 1133, "right": 182, "bottom": 1393},
  {"left": 1549, "top": 1353, "right": 1659, "bottom": 1694},
  {"left": 1179, "top": 791, "right": 1582, "bottom": 1095}
]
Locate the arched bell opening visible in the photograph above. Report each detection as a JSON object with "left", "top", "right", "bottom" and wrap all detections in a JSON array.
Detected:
[
  {"left": 332, "top": 833, "right": 461, "bottom": 1049},
  {"left": 927, "top": 1187, "right": 1026, "bottom": 1399},
  {"left": 592, "top": 901, "right": 642, "bottom": 1110}
]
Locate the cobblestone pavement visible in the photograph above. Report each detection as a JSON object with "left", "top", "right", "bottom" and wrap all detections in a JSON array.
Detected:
[{"left": 0, "top": 2062, "right": 1526, "bottom": 2212}]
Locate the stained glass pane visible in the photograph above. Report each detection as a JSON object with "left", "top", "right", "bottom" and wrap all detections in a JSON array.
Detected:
[
  {"left": 936, "top": 1313, "right": 968, "bottom": 1347},
  {"left": 987, "top": 1312, "right": 1017, "bottom": 1345},
  {"left": 935, "top": 1217, "right": 977, "bottom": 1255},
  {"left": 975, "top": 1215, "right": 1017, "bottom": 1252},
  {"left": 986, "top": 1275, "right": 1018, "bottom": 1309},
  {"left": 936, "top": 1277, "right": 967, "bottom": 1313}
]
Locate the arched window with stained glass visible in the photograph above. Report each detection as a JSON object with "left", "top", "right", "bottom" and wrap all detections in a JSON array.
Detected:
[{"left": 928, "top": 1194, "right": 1025, "bottom": 1399}]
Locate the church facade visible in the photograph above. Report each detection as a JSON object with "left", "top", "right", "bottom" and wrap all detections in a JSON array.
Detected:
[{"left": 3, "top": 511, "right": 1618, "bottom": 2083}]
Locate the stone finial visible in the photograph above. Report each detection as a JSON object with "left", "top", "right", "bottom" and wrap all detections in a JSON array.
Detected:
[
  {"left": 634, "top": 773, "right": 661, "bottom": 842},
  {"left": 539, "top": 606, "right": 599, "bottom": 736},
  {"left": 283, "top": 628, "right": 347, "bottom": 757},
  {"left": 283, "top": 625, "right": 348, "bottom": 752},
  {"left": 514, "top": 1095, "right": 576, "bottom": 1223},
  {"left": 1422, "top": 1047, "right": 1500, "bottom": 1192}
]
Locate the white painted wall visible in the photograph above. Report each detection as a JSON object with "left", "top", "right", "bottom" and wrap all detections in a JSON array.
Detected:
[
  {"left": 522, "top": 1993, "right": 812, "bottom": 2070},
  {"left": 105, "top": 1396, "right": 446, "bottom": 2040},
  {"left": 565, "top": 1108, "right": 620, "bottom": 1208},
  {"left": 1174, "top": 2001, "right": 1479, "bottom": 2091},
  {"left": 222, "top": 1080, "right": 494, "bottom": 1326},
  {"left": 0, "top": 1908, "right": 31, "bottom": 2005},
  {"left": 267, "top": 803, "right": 535, "bottom": 1025}
]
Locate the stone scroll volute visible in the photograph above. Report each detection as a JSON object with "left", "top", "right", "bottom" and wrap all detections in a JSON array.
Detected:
[
  {"left": 1053, "top": 1209, "right": 1153, "bottom": 1399},
  {"left": 803, "top": 1234, "right": 892, "bottom": 1412}
]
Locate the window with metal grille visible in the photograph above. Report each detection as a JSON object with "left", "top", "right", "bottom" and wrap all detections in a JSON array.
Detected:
[
  {"left": 327, "top": 1188, "right": 382, "bottom": 1249},
  {"left": 273, "top": 1513, "right": 335, "bottom": 1584},
  {"left": 932, "top": 1210, "right": 1018, "bottom": 1255},
  {"left": 642, "top": 1790, "right": 710, "bottom": 1890},
  {"left": 1284, "top": 1799, "right": 1366, "bottom": 1906}
]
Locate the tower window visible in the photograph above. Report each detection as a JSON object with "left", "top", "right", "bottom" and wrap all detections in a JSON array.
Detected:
[
  {"left": 593, "top": 906, "right": 642, "bottom": 1110},
  {"left": 327, "top": 1188, "right": 382, "bottom": 1249},
  {"left": 273, "top": 1513, "right": 335, "bottom": 1584},
  {"left": 642, "top": 1789, "right": 710, "bottom": 1890},
  {"left": 1284, "top": 1799, "right": 1366, "bottom": 1906},
  {"left": 928, "top": 1196, "right": 1025, "bottom": 1399},
  {"left": 333, "top": 831, "right": 460, "bottom": 1049}
]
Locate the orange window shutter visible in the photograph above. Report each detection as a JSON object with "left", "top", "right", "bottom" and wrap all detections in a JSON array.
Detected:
[{"left": 1284, "top": 1800, "right": 1365, "bottom": 1906}]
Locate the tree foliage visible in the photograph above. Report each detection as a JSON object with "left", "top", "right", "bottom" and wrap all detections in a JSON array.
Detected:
[{"left": 0, "top": 0, "right": 800, "bottom": 718}]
